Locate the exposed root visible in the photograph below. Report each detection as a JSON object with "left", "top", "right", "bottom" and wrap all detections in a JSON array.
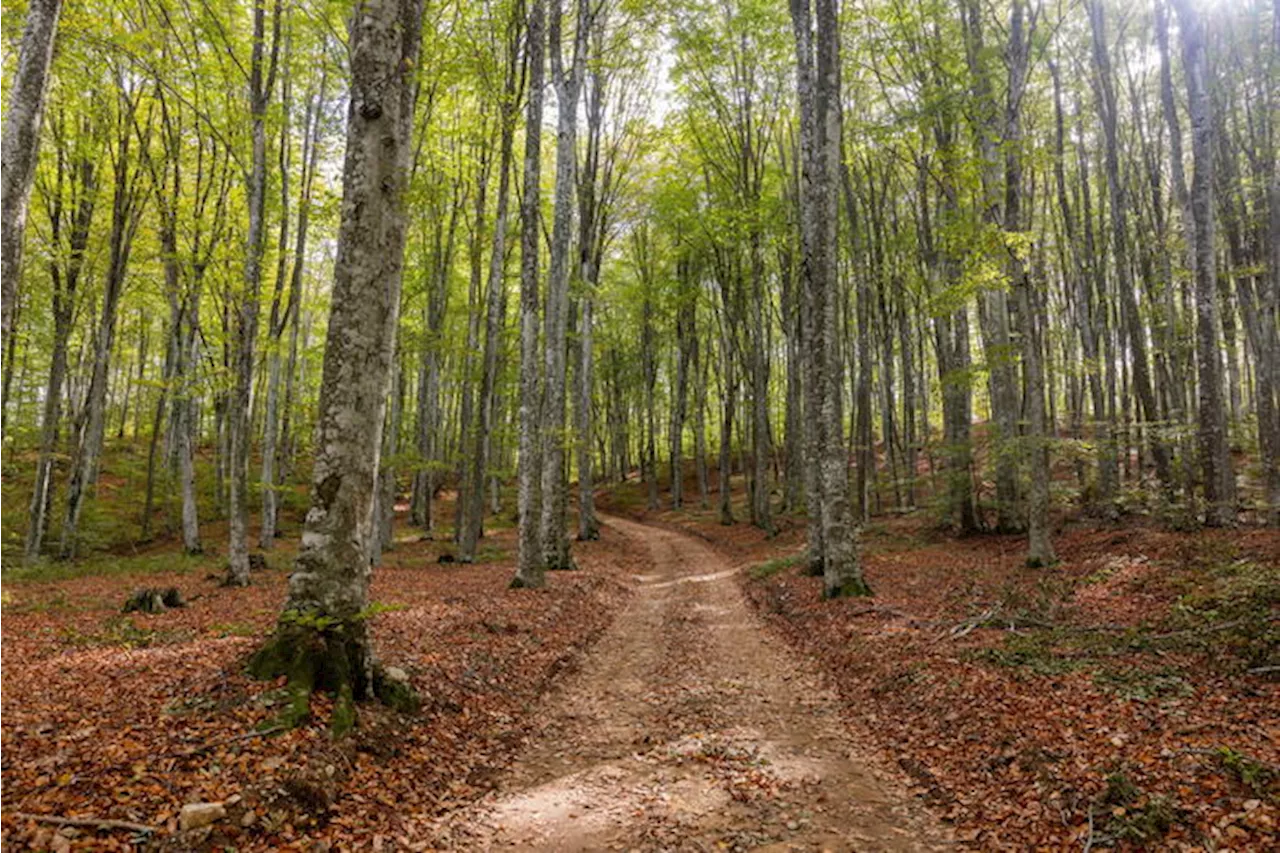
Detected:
[{"left": 247, "top": 617, "right": 419, "bottom": 736}]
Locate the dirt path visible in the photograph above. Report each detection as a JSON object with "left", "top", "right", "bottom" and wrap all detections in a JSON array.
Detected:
[{"left": 435, "top": 516, "right": 949, "bottom": 851}]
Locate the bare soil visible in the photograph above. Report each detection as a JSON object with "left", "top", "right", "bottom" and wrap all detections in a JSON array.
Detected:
[{"left": 434, "top": 515, "right": 948, "bottom": 852}]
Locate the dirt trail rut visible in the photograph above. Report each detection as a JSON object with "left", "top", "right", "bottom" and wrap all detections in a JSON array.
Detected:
[{"left": 437, "top": 516, "right": 948, "bottom": 851}]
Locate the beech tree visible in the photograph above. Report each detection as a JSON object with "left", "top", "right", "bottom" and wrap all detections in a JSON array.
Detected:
[{"left": 247, "top": 0, "right": 425, "bottom": 726}]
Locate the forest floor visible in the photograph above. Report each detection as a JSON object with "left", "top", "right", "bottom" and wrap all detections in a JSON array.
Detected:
[
  {"left": 2, "top": 475, "right": 1278, "bottom": 851},
  {"left": 1, "top": 517, "right": 639, "bottom": 851},
  {"left": 597, "top": 478, "right": 1280, "bottom": 851}
]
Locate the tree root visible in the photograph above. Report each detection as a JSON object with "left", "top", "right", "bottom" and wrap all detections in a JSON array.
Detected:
[{"left": 247, "top": 618, "right": 419, "bottom": 736}]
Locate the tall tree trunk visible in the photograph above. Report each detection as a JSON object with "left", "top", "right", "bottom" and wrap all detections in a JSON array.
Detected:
[
  {"left": 1006, "top": 0, "right": 1054, "bottom": 566},
  {"left": 248, "top": 0, "right": 424, "bottom": 727},
  {"left": 460, "top": 20, "right": 520, "bottom": 562},
  {"left": 1, "top": 0, "right": 63, "bottom": 359},
  {"left": 1088, "top": 0, "right": 1174, "bottom": 503},
  {"left": 25, "top": 144, "right": 95, "bottom": 562},
  {"left": 1173, "top": 0, "right": 1236, "bottom": 526},
  {"left": 60, "top": 96, "right": 147, "bottom": 560},
  {"left": 226, "top": 0, "right": 282, "bottom": 585},
  {"left": 514, "top": 0, "right": 547, "bottom": 589},
  {"left": 791, "top": 0, "right": 868, "bottom": 598},
  {"left": 540, "top": 0, "right": 589, "bottom": 571}
]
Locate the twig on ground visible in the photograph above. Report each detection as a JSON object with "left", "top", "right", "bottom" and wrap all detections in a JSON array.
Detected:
[
  {"left": 12, "top": 813, "right": 158, "bottom": 835},
  {"left": 170, "top": 725, "right": 286, "bottom": 758}
]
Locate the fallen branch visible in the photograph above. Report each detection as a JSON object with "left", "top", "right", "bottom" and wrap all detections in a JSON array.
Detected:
[
  {"left": 950, "top": 606, "right": 998, "bottom": 640},
  {"left": 169, "top": 725, "right": 285, "bottom": 758},
  {"left": 12, "top": 813, "right": 158, "bottom": 835}
]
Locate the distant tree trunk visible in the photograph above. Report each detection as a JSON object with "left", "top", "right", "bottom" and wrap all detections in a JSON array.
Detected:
[
  {"left": 226, "top": 0, "right": 281, "bottom": 585},
  {"left": 1, "top": 0, "right": 63, "bottom": 360},
  {"left": 643, "top": 283, "right": 660, "bottom": 512},
  {"left": 178, "top": 310, "right": 203, "bottom": 554},
  {"left": 716, "top": 290, "right": 736, "bottom": 525},
  {"left": 460, "top": 18, "right": 520, "bottom": 561},
  {"left": 60, "top": 94, "right": 148, "bottom": 560},
  {"left": 376, "top": 354, "right": 404, "bottom": 558},
  {"left": 1088, "top": 0, "right": 1173, "bottom": 503},
  {"left": 248, "top": 0, "right": 424, "bottom": 725},
  {"left": 1173, "top": 0, "right": 1236, "bottom": 526},
  {"left": 574, "top": 28, "right": 606, "bottom": 541},
  {"left": 749, "top": 231, "right": 773, "bottom": 533},
  {"left": 514, "top": 0, "right": 547, "bottom": 589},
  {"left": 26, "top": 144, "right": 95, "bottom": 563},
  {"left": 670, "top": 258, "right": 694, "bottom": 512},
  {"left": 778, "top": 185, "right": 804, "bottom": 513},
  {"left": 693, "top": 323, "right": 710, "bottom": 508},
  {"left": 1006, "top": 0, "right": 1054, "bottom": 566}
]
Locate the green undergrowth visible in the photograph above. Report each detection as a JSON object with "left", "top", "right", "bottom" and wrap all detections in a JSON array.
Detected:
[
  {"left": 59, "top": 614, "right": 190, "bottom": 649},
  {"left": 3, "top": 549, "right": 213, "bottom": 585},
  {"left": 1098, "top": 769, "right": 1181, "bottom": 845},
  {"left": 973, "top": 542, "right": 1278, "bottom": 685},
  {"left": 749, "top": 553, "right": 804, "bottom": 580}
]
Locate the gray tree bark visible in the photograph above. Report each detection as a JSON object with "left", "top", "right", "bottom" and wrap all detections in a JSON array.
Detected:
[
  {"left": 540, "top": 0, "right": 590, "bottom": 571},
  {"left": 514, "top": 0, "right": 548, "bottom": 589},
  {"left": 790, "top": 0, "right": 868, "bottom": 598},
  {"left": 1173, "top": 0, "right": 1236, "bottom": 526},
  {"left": 226, "top": 0, "right": 282, "bottom": 585},
  {"left": 1, "top": 0, "right": 63, "bottom": 361},
  {"left": 248, "top": 0, "right": 424, "bottom": 727}
]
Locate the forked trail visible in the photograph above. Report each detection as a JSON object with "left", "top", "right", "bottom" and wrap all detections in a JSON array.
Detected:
[{"left": 437, "top": 516, "right": 948, "bottom": 851}]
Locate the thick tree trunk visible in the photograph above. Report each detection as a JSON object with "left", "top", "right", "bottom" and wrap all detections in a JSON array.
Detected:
[
  {"left": 791, "top": 0, "right": 868, "bottom": 598},
  {"left": 248, "top": 0, "right": 424, "bottom": 729}
]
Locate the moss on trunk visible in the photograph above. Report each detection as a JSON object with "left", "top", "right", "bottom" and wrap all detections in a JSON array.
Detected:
[{"left": 247, "top": 615, "right": 419, "bottom": 734}]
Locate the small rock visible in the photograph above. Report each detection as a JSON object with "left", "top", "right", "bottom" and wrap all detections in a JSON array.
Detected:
[
  {"left": 786, "top": 821, "right": 800, "bottom": 831},
  {"left": 385, "top": 666, "right": 410, "bottom": 683},
  {"left": 241, "top": 810, "right": 257, "bottom": 827},
  {"left": 179, "top": 802, "right": 227, "bottom": 831}
]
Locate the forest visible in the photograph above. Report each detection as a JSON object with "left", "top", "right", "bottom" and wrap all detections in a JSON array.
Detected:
[{"left": 0, "top": 0, "right": 1277, "bottom": 849}]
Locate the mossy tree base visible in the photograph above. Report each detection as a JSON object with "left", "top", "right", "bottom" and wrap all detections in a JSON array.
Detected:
[
  {"left": 823, "top": 577, "right": 874, "bottom": 599},
  {"left": 247, "top": 619, "right": 419, "bottom": 737}
]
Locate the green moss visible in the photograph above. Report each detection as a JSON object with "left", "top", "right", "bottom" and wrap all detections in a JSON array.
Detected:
[
  {"left": 749, "top": 553, "right": 803, "bottom": 580},
  {"left": 824, "top": 576, "right": 874, "bottom": 599}
]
